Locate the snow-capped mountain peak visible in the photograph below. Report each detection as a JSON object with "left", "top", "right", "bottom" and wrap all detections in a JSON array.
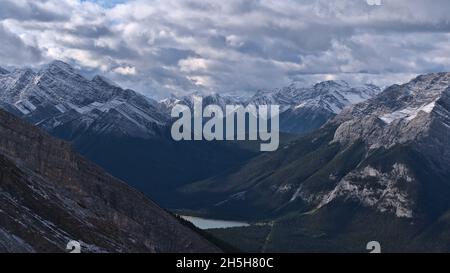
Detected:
[
  {"left": 248, "top": 80, "right": 381, "bottom": 114},
  {"left": 45, "top": 60, "right": 77, "bottom": 74},
  {"left": 0, "top": 61, "right": 168, "bottom": 139},
  {"left": 92, "top": 75, "right": 121, "bottom": 88},
  {"left": 333, "top": 72, "right": 450, "bottom": 162},
  {"left": 336, "top": 73, "right": 450, "bottom": 124},
  {"left": 241, "top": 80, "right": 381, "bottom": 133},
  {"left": 158, "top": 91, "right": 247, "bottom": 114}
]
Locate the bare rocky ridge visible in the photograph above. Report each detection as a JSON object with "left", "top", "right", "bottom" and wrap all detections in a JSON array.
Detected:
[{"left": 0, "top": 108, "right": 220, "bottom": 253}]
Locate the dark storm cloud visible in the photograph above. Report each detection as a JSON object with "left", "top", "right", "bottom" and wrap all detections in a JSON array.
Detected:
[
  {"left": 0, "top": 0, "right": 69, "bottom": 22},
  {"left": 153, "top": 48, "right": 199, "bottom": 66},
  {"left": 68, "top": 25, "right": 114, "bottom": 38},
  {"left": 0, "top": 24, "right": 42, "bottom": 65}
]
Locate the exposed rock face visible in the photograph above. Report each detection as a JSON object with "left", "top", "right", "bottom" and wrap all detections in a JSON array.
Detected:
[
  {"left": 0, "top": 108, "right": 220, "bottom": 253},
  {"left": 318, "top": 164, "right": 415, "bottom": 218}
]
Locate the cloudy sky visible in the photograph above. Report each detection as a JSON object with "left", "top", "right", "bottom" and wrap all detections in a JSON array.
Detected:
[{"left": 1, "top": 0, "right": 450, "bottom": 98}]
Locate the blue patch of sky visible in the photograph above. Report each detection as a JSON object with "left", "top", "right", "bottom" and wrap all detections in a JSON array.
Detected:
[{"left": 81, "top": 0, "right": 128, "bottom": 8}]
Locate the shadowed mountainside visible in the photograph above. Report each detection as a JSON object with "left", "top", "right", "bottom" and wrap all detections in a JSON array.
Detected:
[{"left": 0, "top": 108, "right": 220, "bottom": 253}]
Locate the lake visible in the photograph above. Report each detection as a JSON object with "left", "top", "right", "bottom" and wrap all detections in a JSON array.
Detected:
[{"left": 180, "top": 215, "right": 250, "bottom": 229}]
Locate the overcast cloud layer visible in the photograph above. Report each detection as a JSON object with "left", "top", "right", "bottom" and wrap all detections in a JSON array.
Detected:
[{"left": 1, "top": 0, "right": 450, "bottom": 98}]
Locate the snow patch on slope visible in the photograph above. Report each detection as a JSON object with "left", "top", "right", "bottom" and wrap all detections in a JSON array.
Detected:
[{"left": 380, "top": 100, "right": 437, "bottom": 124}]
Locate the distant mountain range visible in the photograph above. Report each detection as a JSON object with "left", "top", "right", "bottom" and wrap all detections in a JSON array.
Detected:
[
  {"left": 0, "top": 60, "right": 380, "bottom": 137},
  {"left": 159, "top": 80, "right": 381, "bottom": 134},
  {"left": 248, "top": 81, "right": 381, "bottom": 133},
  {"left": 0, "top": 107, "right": 219, "bottom": 252}
]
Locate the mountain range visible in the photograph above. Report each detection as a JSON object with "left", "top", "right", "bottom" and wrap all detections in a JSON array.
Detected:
[
  {"left": 0, "top": 61, "right": 379, "bottom": 208},
  {"left": 0, "top": 61, "right": 259, "bottom": 207},
  {"left": 0, "top": 61, "right": 380, "bottom": 138},
  {"left": 248, "top": 81, "right": 381, "bottom": 133},
  {"left": 159, "top": 80, "right": 381, "bottom": 134}
]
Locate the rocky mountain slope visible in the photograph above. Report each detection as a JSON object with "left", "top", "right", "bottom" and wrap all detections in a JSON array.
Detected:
[{"left": 0, "top": 107, "right": 220, "bottom": 253}]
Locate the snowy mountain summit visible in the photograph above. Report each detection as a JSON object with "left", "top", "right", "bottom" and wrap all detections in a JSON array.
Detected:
[
  {"left": 334, "top": 72, "right": 450, "bottom": 153},
  {"left": 246, "top": 80, "right": 381, "bottom": 133},
  {"left": 249, "top": 80, "right": 381, "bottom": 114},
  {"left": 0, "top": 60, "right": 167, "bottom": 139}
]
